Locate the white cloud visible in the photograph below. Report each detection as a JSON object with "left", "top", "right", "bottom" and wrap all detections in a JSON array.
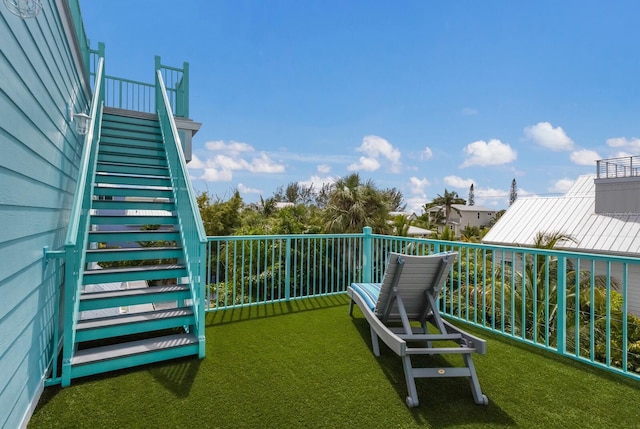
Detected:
[
  {"left": 188, "top": 154, "right": 205, "bottom": 169},
  {"left": 524, "top": 122, "right": 574, "bottom": 151},
  {"left": 422, "top": 147, "right": 433, "bottom": 160},
  {"left": 408, "top": 177, "right": 430, "bottom": 195},
  {"left": 238, "top": 183, "right": 262, "bottom": 194},
  {"left": 549, "top": 178, "right": 574, "bottom": 194},
  {"left": 213, "top": 154, "right": 249, "bottom": 171},
  {"left": 610, "top": 150, "right": 634, "bottom": 159},
  {"left": 348, "top": 156, "right": 380, "bottom": 172},
  {"left": 191, "top": 140, "right": 286, "bottom": 181},
  {"left": 204, "top": 140, "right": 254, "bottom": 154},
  {"left": 461, "top": 139, "right": 517, "bottom": 167},
  {"left": 406, "top": 196, "right": 429, "bottom": 214},
  {"left": 473, "top": 187, "right": 508, "bottom": 207},
  {"left": 317, "top": 164, "right": 331, "bottom": 174},
  {"left": 444, "top": 175, "right": 474, "bottom": 189},
  {"left": 462, "top": 107, "right": 478, "bottom": 115},
  {"left": 351, "top": 135, "right": 401, "bottom": 172},
  {"left": 298, "top": 175, "right": 336, "bottom": 189},
  {"left": 570, "top": 149, "right": 601, "bottom": 166},
  {"left": 200, "top": 168, "right": 232, "bottom": 182},
  {"left": 606, "top": 137, "right": 640, "bottom": 152},
  {"left": 249, "top": 153, "right": 285, "bottom": 173}
]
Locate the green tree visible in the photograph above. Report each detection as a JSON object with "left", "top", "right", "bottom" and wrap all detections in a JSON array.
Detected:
[
  {"left": 197, "top": 190, "right": 243, "bottom": 236},
  {"left": 323, "top": 173, "right": 394, "bottom": 233},
  {"left": 392, "top": 214, "right": 410, "bottom": 237}
]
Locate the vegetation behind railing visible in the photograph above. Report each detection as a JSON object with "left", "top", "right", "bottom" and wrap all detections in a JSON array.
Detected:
[
  {"left": 60, "top": 56, "right": 105, "bottom": 387},
  {"left": 206, "top": 228, "right": 640, "bottom": 382},
  {"left": 157, "top": 70, "right": 207, "bottom": 357}
]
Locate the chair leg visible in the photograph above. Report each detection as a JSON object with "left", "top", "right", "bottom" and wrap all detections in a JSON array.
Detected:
[
  {"left": 370, "top": 326, "right": 380, "bottom": 356},
  {"left": 349, "top": 298, "right": 354, "bottom": 316},
  {"left": 402, "top": 355, "right": 419, "bottom": 407},
  {"left": 463, "top": 353, "right": 488, "bottom": 405}
]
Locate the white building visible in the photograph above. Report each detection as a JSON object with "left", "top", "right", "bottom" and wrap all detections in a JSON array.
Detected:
[
  {"left": 426, "top": 204, "right": 495, "bottom": 237},
  {"left": 483, "top": 156, "right": 640, "bottom": 314}
]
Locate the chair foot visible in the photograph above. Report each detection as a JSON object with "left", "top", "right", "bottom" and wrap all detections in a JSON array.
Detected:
[
  {"left": 475, "top": 394, "right": 489, "bottom": 406},
  {"left": 406, "top": 396, "right": 419, "bottom": 408}
]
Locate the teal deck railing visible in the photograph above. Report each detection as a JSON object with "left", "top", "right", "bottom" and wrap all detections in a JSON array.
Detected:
[
  {"left": 206, "top": 227, "right": 640, "bottom": 383},
  {"left": 88, "top": 50, "right": 189, "bottom": 117},
  {"left": 59, "top": 55, "right": 105, "bottom": 387},
  {"left": 156, "top": 70, "right": 207, "bottom": 357}
]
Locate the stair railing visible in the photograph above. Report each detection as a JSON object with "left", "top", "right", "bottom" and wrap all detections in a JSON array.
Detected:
[
  {"left": 61, "top": 56, "right": 105, "bottom": 387},
  {"left": 156, "top": 70, "right": 207, "bottom": 358}
]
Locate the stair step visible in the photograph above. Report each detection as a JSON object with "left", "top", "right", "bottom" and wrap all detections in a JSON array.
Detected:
[
  {"left": 90, "top": 214, "right": 177, "bottom": 225},
  {"left": 76, "top": 308, "right": 194, "bottom": 342},
  {"left": 94, "top": 172, "right": 171, "bottom": 187},
  {"left": 70, "top": 333, "right": 199, "bottom": 378},
  {"left": 80, "top": 284, "right": 191, "bottom": 311},
  {"left": 100, "top": 135, "right": 164, "bottom": 151},
  {"left": 85, "top": 246, "right": 182, "bottom": 263},
  {"left": 103, "top": 110, "right": 160, "bottom": 126},
  {"left": 88, "top": 229, "right": 180, "bottom": 243},
  {"left": 96, "top": 161, "right": 169, "bottom": 177},
  {"left": 100, "top": 127, "right": 163, "bottom": 142},
  {"left": 92, "top": 199, "right": 175, "bottom": 211},
  {"left": 93, "top": 185, "right": 173, "bottom": 199},
  {"left": 99, "top": 142, "right": 166, "bottom": 159},
  {"left": 98, "top": 153, "right": 168, "bottom": 167},
  {"left": 83, "top": 264, "right": 187, "bottom": 284}
]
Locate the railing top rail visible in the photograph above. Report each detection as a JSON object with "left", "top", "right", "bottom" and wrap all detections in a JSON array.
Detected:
[
  {"left": 207, "top": 232, "right": 367, "bottom": 242},
  {"left": 104, "top": 75, "right": 155, "bottom": 87},
  {"left": 156, "top": 70, "right": 206, "bottom": 243},
  {"left": 371, "top": 234, "right": 640, "bottom": 264},
  {"left": 159, "top": 64, "right": 185, "bottom": 73},
  {"left": 65, "top": 56, "right": 104, "bottom": 247},
  {"left": 596, "top": 155, "right": 640, "bottom": 179}
]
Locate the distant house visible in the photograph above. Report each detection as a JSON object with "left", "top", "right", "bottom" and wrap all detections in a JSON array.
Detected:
[
  {"left": 274, "top": 202, "right": 295, "bottom": 209},
  {"left": 389, "top": 211, "right": 418, "bottom": 221},
  {"left": 426, "top": 204, "right": 495, "bottom": 237},
  {"left": 482, "top": 157, "right": 640, "bottom": 315}
]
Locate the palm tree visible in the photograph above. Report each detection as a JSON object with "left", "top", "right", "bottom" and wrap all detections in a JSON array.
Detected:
[
  {"left": 323, "top": 173, "right": 392, "bottom": 234},
  {"left": 428, "top": 189, "right": 466, "bottom": 227}
]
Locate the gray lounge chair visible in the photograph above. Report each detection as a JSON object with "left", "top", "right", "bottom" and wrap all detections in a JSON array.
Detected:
[{"left": 348, "top": 251, "right": 488, "bottom": 407}]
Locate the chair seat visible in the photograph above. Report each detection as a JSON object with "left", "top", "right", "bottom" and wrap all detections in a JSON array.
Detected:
[{"left": 349, "top": 283, "right": 381, "bottom": 312}]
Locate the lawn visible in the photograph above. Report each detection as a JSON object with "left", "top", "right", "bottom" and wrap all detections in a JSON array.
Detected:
[{"left": 30, "top": 295, "right": 640, "bottom": 428}]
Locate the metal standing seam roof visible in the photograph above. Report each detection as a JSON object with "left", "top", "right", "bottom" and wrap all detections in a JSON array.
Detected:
[{"left": 482, "top": 174, "right": 640, "bottom": 256}]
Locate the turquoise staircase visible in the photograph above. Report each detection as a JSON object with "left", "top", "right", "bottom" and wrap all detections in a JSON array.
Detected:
[{"left": 62, "top": 108, "right": 202, "bottom": 384}]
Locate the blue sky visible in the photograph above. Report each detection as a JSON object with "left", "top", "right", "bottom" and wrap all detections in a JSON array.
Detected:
[{"left": 80, "top": 1, "right": 640, "bottom": 212}]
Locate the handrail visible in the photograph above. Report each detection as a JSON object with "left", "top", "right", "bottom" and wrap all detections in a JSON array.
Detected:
[
  {"left": 156, "top": 70, "right": 207, "bottom": 357},
  {"left": 61, "top": 56, "right": 105, "bottom": 387}
]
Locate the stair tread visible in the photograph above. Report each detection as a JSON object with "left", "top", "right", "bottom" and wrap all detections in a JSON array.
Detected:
[
  {"left": 72, "top": 333, "right": 198, "bottom": 366},
  {"left": 86, "top": 247, "right": 181, "bottom": 253},
  {"left": 85, "top": 264, "right": 185, "bottom": 275},
  {"left": 81, "top": 284, "right": 190, "bottom": 301},
  {"left": 78, "top": 307, "right": 193, "bottom": 330},
  {"left": 95, "top": 171, "right": 169, "bottom": 180},
  {"left": 89, "top": 230, "right": 178, "bottom": 235}
]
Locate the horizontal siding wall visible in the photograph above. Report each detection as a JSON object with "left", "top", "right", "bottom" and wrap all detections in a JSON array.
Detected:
[{"left": 0, "top": 1, "right": 88, "bottom": 428}]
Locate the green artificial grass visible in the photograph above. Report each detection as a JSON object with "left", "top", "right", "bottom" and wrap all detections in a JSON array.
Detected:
[{"left": 30, "top": 295, "right": 640, "bottom": 429}]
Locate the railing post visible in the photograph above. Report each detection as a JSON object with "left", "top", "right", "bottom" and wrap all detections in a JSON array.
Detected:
[
  {"left": 362, "top": 227, "right": 373, "bottom": 283},
  {"left": 285, "top": 238, "right": 291, "bottom": 300},
  {"left": 181, "top": 61, "right": 189, "bottom": 118},
  {"left": 556, "top": 255, "right": 567, "bottom": 354},
  {"left": 154, "top": 55, "right": 162, "bottom": 113}
]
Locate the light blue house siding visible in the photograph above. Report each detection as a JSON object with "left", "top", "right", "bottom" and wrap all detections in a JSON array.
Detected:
[{"left": 0, "top": 1, "right": 89, "bottom": 428}]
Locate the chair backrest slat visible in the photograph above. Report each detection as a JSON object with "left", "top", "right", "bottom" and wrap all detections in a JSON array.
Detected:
[{"left": 374, "top": 252, "right": 458, "bottom": 319}]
